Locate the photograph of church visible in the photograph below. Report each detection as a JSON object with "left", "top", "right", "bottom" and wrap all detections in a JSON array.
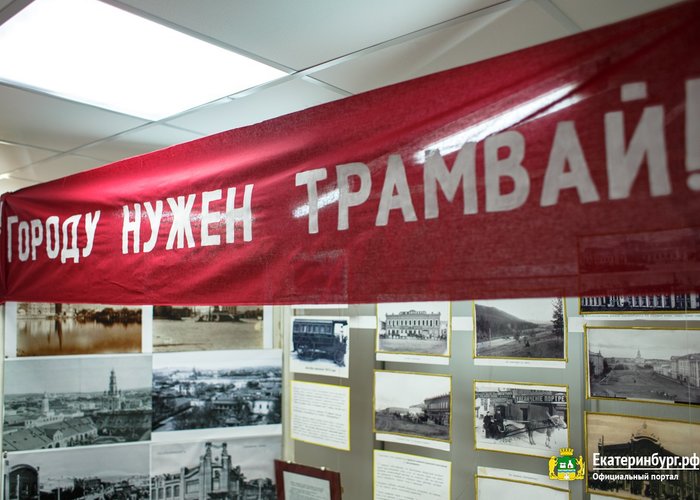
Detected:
[
  {"left": 150, "top": 435, "right": 280, "bottom": 500},
  {"left": 3, "top": 355, "right": 152, "bottom": 451}
]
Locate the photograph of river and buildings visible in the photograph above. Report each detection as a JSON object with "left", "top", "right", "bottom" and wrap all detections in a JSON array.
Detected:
[
  {"left": 3, "top": 356, "right": 152, "bottom": 452},
  {"left": 153, "top": 305, "right": 264, "bottom": 352},
  {"left": 15, "top": 303, "right": 142, "bottom": 357},
  {"left": 474, "top": 298, "right": 566, "bottom": 360},
  {"left": 4, "top": 443, "right": 150, "bottom": 500},
  {"left": 587, "top": 327, "right": 700, "bottom": 405},
  {"left": 152, "top": 350, "right": 282, "bottom": 433}
]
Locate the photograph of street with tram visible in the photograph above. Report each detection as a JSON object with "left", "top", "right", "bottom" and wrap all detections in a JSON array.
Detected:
[
  {"left": 290, "top": 316, "right": 349, "bottom": 378},
  {"left": 153, "top": 305, "right": 264, "bottom": 352},
  {"left": 151, "top": 435, "right": 281, "bottom": 500},
  {"left": 4, "top": 443, "right": 150, "bottom": 500},
  {"left": 586, "top": 413, "right": 700, "bottom": 499},
  {"left": 474, "top": 298, "right": 566, "bottom": 360},
  {"left": 376, "top": 302, "right": 450, "bottom": 356},
  {"left": 14, "top": 302, "right": 142, "bottom": 357},
  {"left": 3, "top": 355, "right": 152, "bottom": 452},
  {"left": 474, "top": 381, "right": 568, "bottom": 458},
  {"left": 152, "top": 349, "right": 281, "bottom": 433},
  {"left": 586, "top": 327, "right": 700, "bottom": 405},
  {"left": 374, "top": 370, "right": 451, "bottom": 443}
]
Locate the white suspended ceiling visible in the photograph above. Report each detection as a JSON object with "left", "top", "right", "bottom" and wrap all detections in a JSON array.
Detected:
[{"left": 0, "top": 0, "right": 681, "bottom": 194}]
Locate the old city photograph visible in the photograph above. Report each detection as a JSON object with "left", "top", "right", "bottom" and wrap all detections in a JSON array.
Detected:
[
  {"left": 474, "top": 298, "right": 566, "bottom": 360},
  {"left": 586, "top": 327, "right": 700, "bottom": 405},
  {"left": 374, "top": 370, "right": 451, "bottom": 442},
  {"left": 15, "top": 303, "right": 142, "bottom": 357},
  {"left": 376, "top": 302, "right": 450, "bottom": 356},
  {"left": 290, "top": 316, "right": 349, "bottom": 377},
  {"left": 152, "top": 349, "right": 282, "bottom": 433},
  {"left": 153, "top": 305, "right": 264, "bottom": 352},
  {"left": 580, "top": 293, "right": 700, "bottom": 314},
  {"left": 3, "top": 355, "right": 152, "bottom": 452},
  {"left": 4, "top": 443, "right": 150, "bottom": 500},
  {"left": 151, "top": 435, "right": 281, "bottom": 500},
  {"left": 474, "top": 381, "right": 568, "bottom": 458},
  {"left": 586, "top": 413, "right": 700, "bottom": 499}
]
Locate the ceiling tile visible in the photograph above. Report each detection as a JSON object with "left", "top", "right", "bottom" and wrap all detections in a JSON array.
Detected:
[
  {"left": 311, "top": 1, "right": 569, "bottom": 94},
  {"left": 166, "top": 77, "right": 347, "bottom": 135},
  {"left": 75, "top": 124, "right": 205, "bottom": 163},
  {"left": 0, "top": 142, "right": 56, "bottom": 174},
  {"left": 11, "top": 154, "right": 107, "bottom": 183},
  {"left": 0, "top": 176, "right": 38, "bottom": 196},
  {"left": 0, "top": 84, "right": 147, "bottom": 152},
  {"left": 117, "top": 0, "right": 503, "bottom": 70},
  {"left": 551, "top": 0, "right": 682, "bottom": 30}
]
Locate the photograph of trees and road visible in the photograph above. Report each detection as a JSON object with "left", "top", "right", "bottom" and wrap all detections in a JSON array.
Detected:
[
  {"left": 586, "top": 327, "right": 700, "bottom": 405},
  {"left": 474, "top": 298, "right": 566, "bottom": 360}
]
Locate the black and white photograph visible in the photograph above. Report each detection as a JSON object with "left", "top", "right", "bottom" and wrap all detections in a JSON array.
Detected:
[
  {"left": 580, "top": 293, "right": 700, "bottom": 314},
  {"left": 13, "top": 302, "right": 142, "bottom": 357},
  {"left": 474, "top": 381, "right": 568, "bottom": 458},
  {"left": 586, "top": 413, "right": 700, "bottom": 499},
  {"left": 376, "top": 302, "right": 450, "bottom": 360},
  {"left": 151, "top": 435, "right": 281, "bottom": 500},
  {"left": 290, "top": 316, "right": 349, "bottom": 378},
  {"left": 4, "top": 443, "right": 150, "bottom": 500},
  {"left": 153, "top": 305, "right": 265, "bottom": 352},
  {"left": 3, "top": 355, "right": 152, "bottom": 452},
  {"left": 374, "top": 370, "right": 451, "bottom": 445},
  {"left": 586, "top": 327, "right": 700, "bottom": 405},
  {"left": 474, "top": 298, "right": 566, "bottom": 362},
  {"left": 152, "top": 349, "right": 282, "bottom": 433}
]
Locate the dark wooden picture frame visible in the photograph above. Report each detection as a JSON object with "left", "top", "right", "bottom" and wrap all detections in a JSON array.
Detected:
[{"left": 274, "top": 460, "right": 342, "bottom": 500}]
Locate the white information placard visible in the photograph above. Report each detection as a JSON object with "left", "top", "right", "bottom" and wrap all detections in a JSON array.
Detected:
[
  {"left": 291, "top": 380, "right": 350, "bottom": 451},
  {"left": 373, "top": 450, "right": 450, "bottom": 500},
  {"left": 283, "top": 471, "right": 331, "bottom": 500}
]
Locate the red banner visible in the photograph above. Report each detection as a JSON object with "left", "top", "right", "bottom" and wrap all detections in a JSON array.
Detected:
[{"left": 2, "top": 1, "right": 700, "bottom": 305}]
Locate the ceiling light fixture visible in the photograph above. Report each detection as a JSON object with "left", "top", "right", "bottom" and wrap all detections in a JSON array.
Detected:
[{"left": 0, "top": 0, "right": 287, "bottom": 121}]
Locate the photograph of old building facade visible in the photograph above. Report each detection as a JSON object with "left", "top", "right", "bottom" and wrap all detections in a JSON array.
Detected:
[
  {"left": 586, "top": 327, "right": 700, "bottom": 405},
  {"left": 14, "top": 303, "right": 142, "bottom": 357},
  {"left": 152, "top": 350, "right": 282, "bottom": 433},
  {"left": 374, "top": 371, "right": 451, "bottom": 443},
  {"left": 150, "top": 436, "right": 280, "bottom": 500},
  {"left": 587, "top": 413, "right": 700, "bottom": 499},
  {"left": 3, "top": 356, "right": 152, "bottom": 451},
  {"left": 4, "top": 443, "right": 150, "bottom": 500},
  {"left": 377, "top": 302, "right": 450, "bottom": 357},
  {"left": 475, "top": 381, "right": 568, "bottom": 458},
  {"left": 580, "top": 293, "right": 700, "bottom": 314},
  {"left": 153, "top": 305, "right": 264, "bottom": 352}
]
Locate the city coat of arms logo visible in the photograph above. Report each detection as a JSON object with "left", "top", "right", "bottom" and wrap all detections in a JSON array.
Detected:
[{"left": 549, "top": 447, "right": 585, "bottom": 480}]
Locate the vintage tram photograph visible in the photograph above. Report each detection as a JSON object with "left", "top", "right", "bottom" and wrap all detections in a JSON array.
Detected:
[
  {"left": 374, "top": 370, "right": 451, "bottom": 443},
  {"left": 586, "top": 327, "right": 700, "bottom": 405},
  {"left": 376, "top": 302, "right": 450, "bottom": 357},
  {"left": 474, "top": 298, "right": 566, "bottom": 361},
  {"left": 474, "top": 381, "right": 568, "bottom": 458},
  {"left": 289, "top": 316, "right": 349, "bottom": 378}
]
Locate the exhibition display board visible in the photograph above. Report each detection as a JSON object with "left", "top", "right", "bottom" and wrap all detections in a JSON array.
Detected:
[{"left": 1, "top": 3, "right": 699, "bottom": 500}]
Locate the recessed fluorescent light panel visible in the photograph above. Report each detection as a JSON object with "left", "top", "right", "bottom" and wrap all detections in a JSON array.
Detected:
[{"left": 0, "top": 0, "right": 287, "bottom": 120}]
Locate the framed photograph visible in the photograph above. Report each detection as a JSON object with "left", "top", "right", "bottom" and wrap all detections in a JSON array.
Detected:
[
  {"left": 153, "top": 305, "right": 268, "bottom": 352},
  {"left": 580, "top": 292, "right": 700, "bottom": 314},
  {"left": 474, "top": 380, "right": 569, "bottom": 458},
  {"left": 3, "top": 355, "right": 152, "bottom": 452},
  {"left": 9, "top": 302, "right": 143, "bottom": 357},
  {"left": 473, "top": 298, "right": 567, "bottom": 366},
  {"left": 290, "top": 316, "right": 349, "bottom": 378},
  {"left": 4, "top": 443, "right": 150, "bottom": 499},
  {"left": 476, "top": 467, "right": 569, "bottom": 499},
  {"left": 586, "top": 412, "right": 700, "bottom": 499},
  {"left": 151, "top": 435, "right": 281, "bottom": 500},
  {"left": 275, "top": 460, "right": 342, "bottom": 500},
  {"left": 152, "top": 349, "right": 282, "bottom": 433},
  {"left": 374, "top": 370, "right": 451, "bottom": 449},
  {"left": 586, "top": 326, "right": 700, "bottom": 405},
  {"left": 376, "top": 302, "right": 451, "bottom": 363}
]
